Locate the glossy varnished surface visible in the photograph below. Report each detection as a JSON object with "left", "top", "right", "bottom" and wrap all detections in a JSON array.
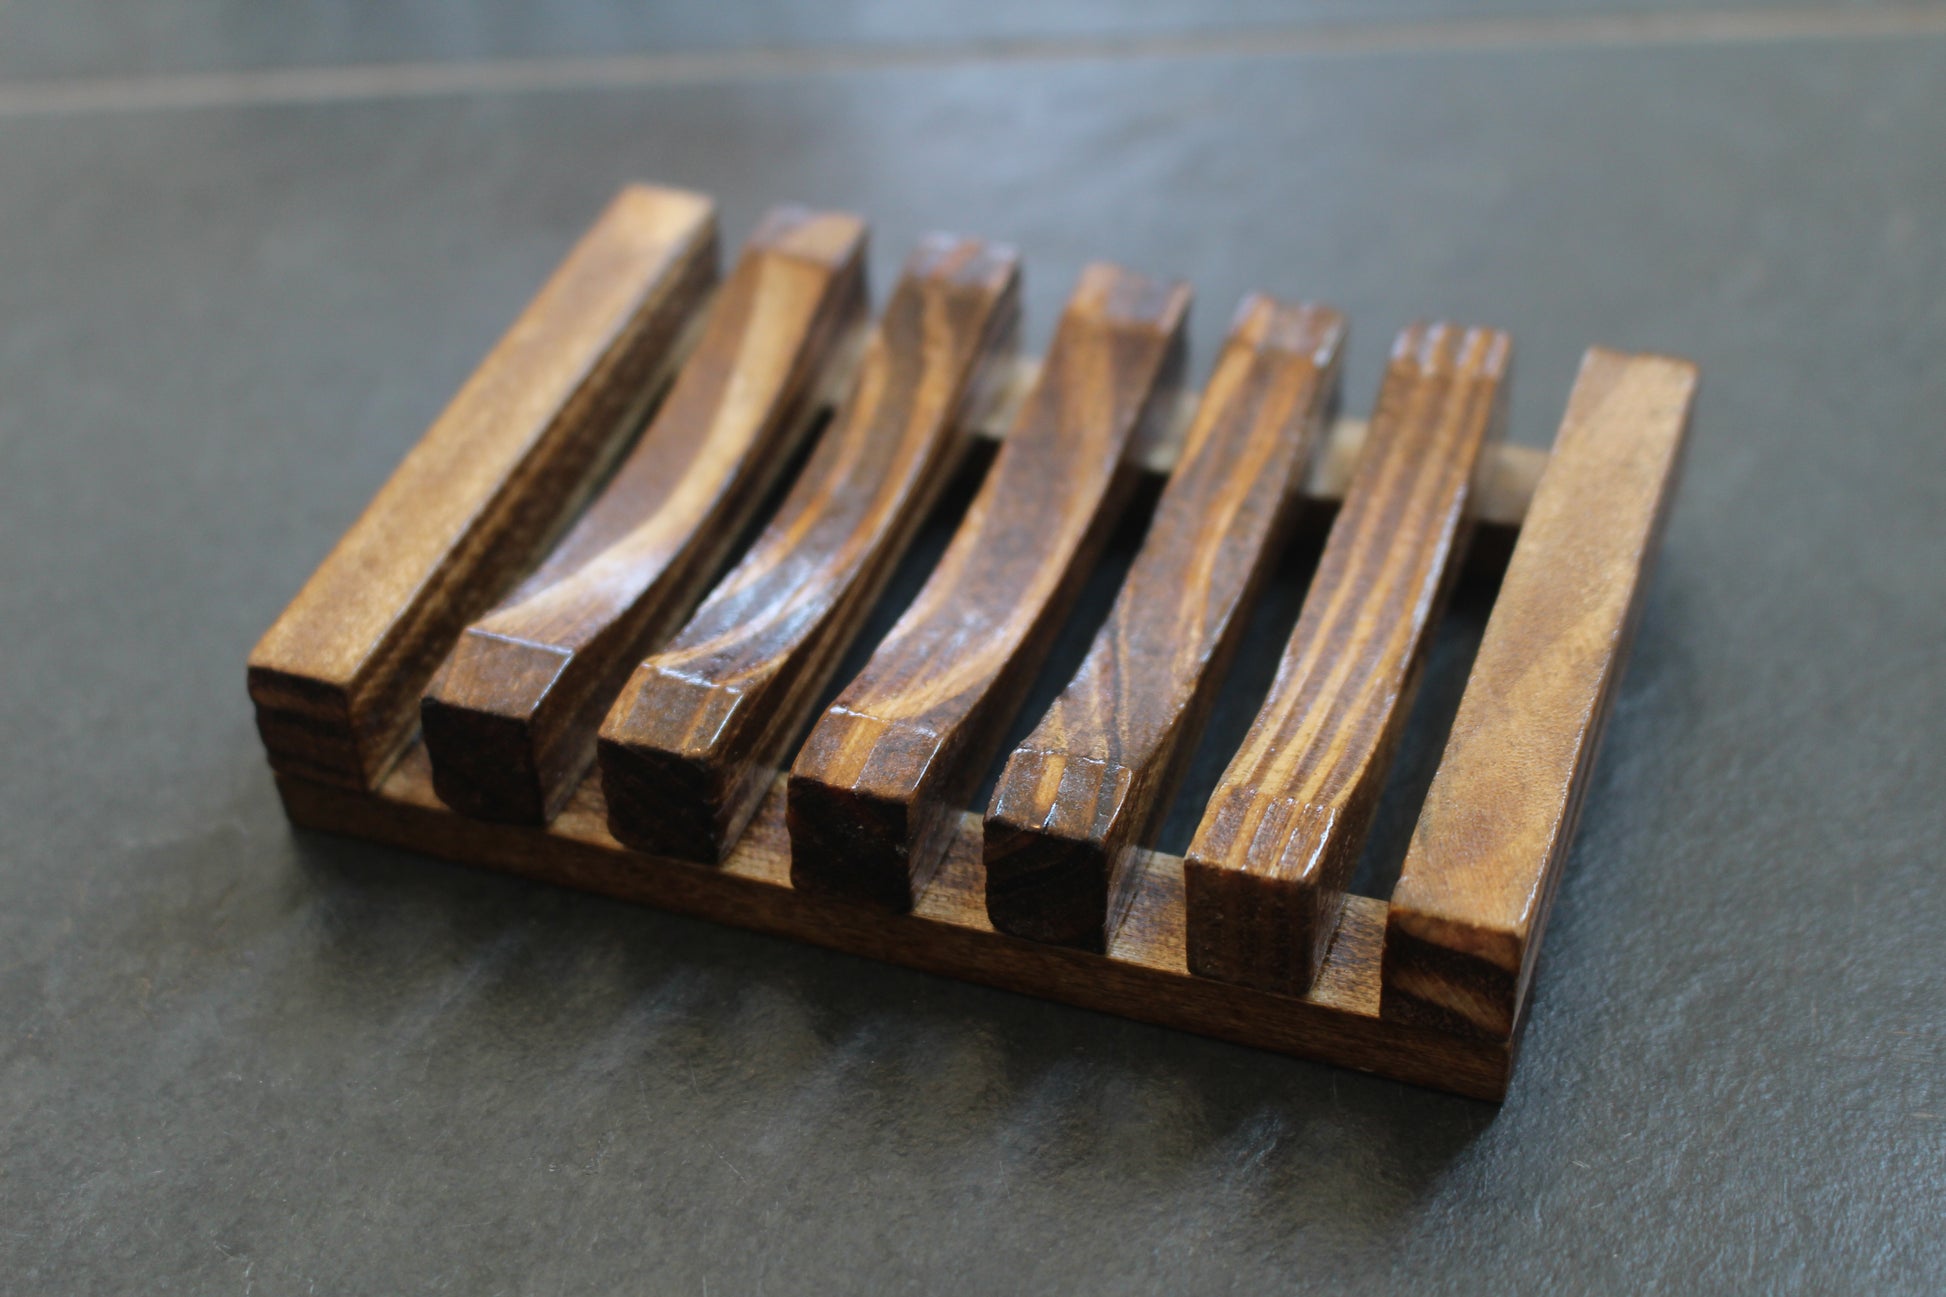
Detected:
[
  {"left": 984, "top": 296, "right": 1344, "bottom": 950},
  {"left": 1383, "top": 347, "right": 1698, "bottom": 1039},
  {"left": 787, "top": 264, "right": 1190, "bottom": 911},
  {"left": 1185, "top": 323, "right": 1509, "bottom": 996},
  {"left": 599, "top": 236, "right": 1021, "bottom": 862},
  {"left": 245, "top": 185, "right": 718, "bottom": 790},
  {"left": 420, "top": 207, "right": 867, "bottom": 825}
]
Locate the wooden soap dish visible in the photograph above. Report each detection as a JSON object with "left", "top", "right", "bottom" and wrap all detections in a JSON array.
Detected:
[{"left": 250, "top": 184, "right": 1698, "bottom": 1101}]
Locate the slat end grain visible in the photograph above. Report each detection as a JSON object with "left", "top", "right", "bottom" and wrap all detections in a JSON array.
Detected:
[
  {"left": 782, "top": 720, "right": 926, "bottom": 903},
  {"left": 1380, "top": 906, "right": 1525, "bottom": 1039},
  {"left": 1232, "top": 292, "right": 1347, "bottom": 369},
  {"left": 246, "top": 184, "right": 721, "bottom": 789},
  {"left": 1073, "top": 260, "right": 1194, "bottom": 332},
  {"left": 787, "top": 708, "right": 959, "bottom": 909},
  {"left": 984, "top": 750, "right": 1142, "bottom": 950},
  {"left": 611, "top": 183, "right": 719, "bottom": 251},
  {"left": 419, "top": 632, "right": 578, "bottom": 824},
  {"left": 597, "top": 235, "right": 1024, "bottom": 864},
  {"left": 752, "top": 204, "right": 872, "bottom": 269},
  {"left": 1380, "top": 345, "right": 1699, "bottom": 1041},
  {"left": 1185, "top": 320, "right": 1511, "bottom": 998},
  {"left": 915, "top": 234, "right": 1022, "bottom": 281},
  {"left": 1184, "top": 795, "right": 1357, "bottom": 997},
  {"left": 597, "top": 665, "right": 760, "bottom": 862},
  {"left": 419, "top": 205, "right": 870, "bottom": 825},
  {"left": 245, "top": 665, "right": 361, "bottom": 788}
]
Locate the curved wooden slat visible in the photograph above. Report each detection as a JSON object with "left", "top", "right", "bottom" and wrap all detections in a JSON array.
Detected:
[
  {"left": 419, "top": 207, "right": 868, "bottom": 825},
  {"left": 1184, "top": 322, "right": 1511, "bottom": 997},
  {"left": 983, "top": 295, "right": 1345, "bottom": 950},
  {"left": 596, "top": 235, "right": 1022, "bottom": 862},
  {"left": 246, "top": 184, "right": 719, "bottom": 789},
  {"left": 787, "top": 263, "right": 1191, "bottom": 911},
  {"left": 1382, "top": 348, "right": 1698, "bottom": 1039}
]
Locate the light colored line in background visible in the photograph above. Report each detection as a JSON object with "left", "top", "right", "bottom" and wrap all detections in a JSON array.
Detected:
[{"left": 1, "top": 5, "right": 1944, "bottom": 118}]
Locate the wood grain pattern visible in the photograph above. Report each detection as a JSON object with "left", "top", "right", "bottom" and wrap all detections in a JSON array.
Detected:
[
  {"left": 597, "top": 236, "right": 1022, "bottom": 862},
  {"left": 1184, "top": 323, "right": 1511, "bottom": 997},
  {"left": 1304, "top": 418, "right": 1539, "bottom": 536},
  {"left": 786, "top": 264, "right": 1190, "bottom": 911},
  {"left": 419, "top": 207, "right": 869, "bottom": 825},
  {"left": 1382, "top": 347, "right": 1698, "bottom": 1039},
  {"left": 275, "top": 748, "right": 1512, "bottom": 1100},
  {"left": 983, "top": 296, "right": 1345, "bottom": 951},
  {"left": 246, "top": 184, "right": 719, "bottom": 789},
  {"left": 245, "top": 176, "right": 1700, "bottom": 1100},
  {"left": 973, "top": 357, "right": 1549, "bottom": 531}
]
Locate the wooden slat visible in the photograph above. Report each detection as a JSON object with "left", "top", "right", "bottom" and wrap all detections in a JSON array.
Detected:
[
  {"left": 275, "top": 749, "right": 1513, "bottom": 1100},
  {"left": 1382, "top": 347, "right": 1698, "bottom": 1039},
  {"left": 787, "top": 264, "right": 1190, "bottom": 910},
  {"left": 419, "top": 207, "right": 868, "bottom": 825},
  {"left": 983, "top": 296, "right": 1345, "bottom": 951},
  {"left": 1184, "top": 323, "right": 1511, "bottom": 997},
  {"left": 596, "top": 236, "right": 1022, "bottom": 862},
  {"left": 246, "top": 184, "right": 719, "bottom": 789}
]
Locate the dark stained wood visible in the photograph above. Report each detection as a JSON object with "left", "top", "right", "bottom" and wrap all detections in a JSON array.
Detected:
[
  {"left": 984, "top": 296, "right": 1346, "bottom": 950},
  {"left": 597, "top": 236, "right": 1022, "bottom": 862},
  {"left": 246, "top": 185, "right": 719, "bottom": 790},
  {"left": 246, "top": 178, "right": 1701, "bottom": 1100},
  {"left": 1184, "top": 322, "right": 1511, "bottom": 998},
  {"left": 275, "top": 748, "right": 1513, "bottom": 1101},
  {"left": 419, "top": 207, "right": 869, "bottom": 825},
  {"left": 786, "top": 264, "right": 1191, "bottom": 911},
  {"left": 1382, "top": 348, "right": 1698, "bottom": 1039},
  {"left": 972, "top": 356, "right": 1550, "bottom": 533}
]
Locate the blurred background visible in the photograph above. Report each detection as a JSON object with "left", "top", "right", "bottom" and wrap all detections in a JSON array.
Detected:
[{"left": 0, "top": 3, "right": 1941, "bottom": 1293}]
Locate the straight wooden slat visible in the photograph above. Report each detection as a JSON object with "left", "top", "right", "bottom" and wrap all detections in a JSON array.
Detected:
[
  {"left": 787, "top": 263, "right": 1190, "bottom": 911},
  {"left": 596, "top": 235, "right": 1022, "bottom": 862},
  {"left": 245, "top": 184, "right": 719, "bottom": 790},
  {"left": 983, "top": 295, "right": 1345, "bottom": 951},
  {"left": 418, "top": 207, "right": 868, "bottom": 825},
  {"left": 1184, "top": 322, "right": 1511, "bottom": 997},
  {"left": 1382, "top": 347, "right": 1698, "bottom": 1040}
]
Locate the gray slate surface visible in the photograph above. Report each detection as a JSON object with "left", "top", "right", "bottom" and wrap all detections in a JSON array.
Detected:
[{"left": 1, "top": 5, "right": 1941, "bottom": 1293}]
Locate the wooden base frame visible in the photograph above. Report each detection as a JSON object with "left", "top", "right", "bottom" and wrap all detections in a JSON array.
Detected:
[{"left": 279, "top": 747, "right": 1514, "bottom": 1100}]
